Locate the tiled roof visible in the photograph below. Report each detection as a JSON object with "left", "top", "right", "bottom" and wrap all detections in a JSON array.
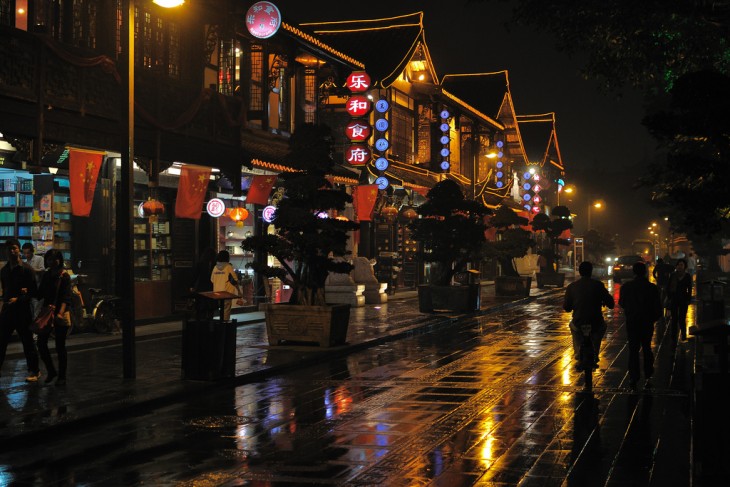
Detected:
[
  {"left": 516, "top": 113, "right": 563, "bottom": 170},
  {"left": 300, "top": 13, "right": 425, "bottom": 88},
  {"left": 440, "top": 72, "right": 510, "bottom": 119}
]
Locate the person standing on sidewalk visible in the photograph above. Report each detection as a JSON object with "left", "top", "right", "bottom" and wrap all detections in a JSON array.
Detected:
[
  {"left": 668, "top": 259, "right": 693, "bottom": 341},
  {"left": 619, "top": 262, "right": 662, "bottom": 390},
  {"left": 0, "top": 238, "right": 41, "bottom": 382},
  {"left": 36, "top": 249, "right": 72, "bottom": 386},
  {"left": 211, "top": 250, "right": 238, "bottom": 322},
  {"left": 22, "top": 242, "right": 45, "bottom": 320},
  {"left": 563, "top": 261, "right": 615, "bottom": 370}
]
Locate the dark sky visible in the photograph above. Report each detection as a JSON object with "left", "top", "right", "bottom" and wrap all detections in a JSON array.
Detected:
[{"left": 275, "top": 0, "right": 660, "bottom": 249}]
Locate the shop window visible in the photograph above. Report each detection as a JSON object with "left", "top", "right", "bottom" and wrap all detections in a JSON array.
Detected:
[
  {"left": 218, "top": 39, "right": 240, "bottom": 96},
  {"left": 416, "top": 104, "right": 432, "bottom": 165},
  {"left": 242, "top": 43, "right": 264, "bottom": 126},
  {"left": 460, "top": 121, "right": 474, "bottom": 181},
  {"left": 268, "top": 53, "right": 290, "bottom": 133},
  {"left": 303, "top": 68, "right": 317, "bottom": 124},
  {"left": 390, "top": 90, "right": 415, "bottom": 164}
]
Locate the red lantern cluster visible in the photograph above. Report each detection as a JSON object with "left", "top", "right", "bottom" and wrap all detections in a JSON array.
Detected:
[{"left": 345, "top": 71, "right": 372, "bottom": 167}]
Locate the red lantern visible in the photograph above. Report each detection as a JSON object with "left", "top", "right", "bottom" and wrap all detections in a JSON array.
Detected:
[
  {"left": 228, "top": 207, "right": 249, "bottom": 227},
  {"left": 380, "top": 206, "right": 398, "bottom": 223},
  {"left": 346, "top": 144, "right": 371, "bottom": 166},
  {"left": 141, "top": 198, "right": 165, "bottom": 223},
  {"left": 346, "top": 71, "right": 371, "bottom": 92},
  {"left": 345, "top": 95, "right": 371, "bottom": 117},
  {"left": 401, "top": 208, "right": 418, "bottom": 221},
  {"left": 345, "top": 120, "right": 372, "bottom": 142}
]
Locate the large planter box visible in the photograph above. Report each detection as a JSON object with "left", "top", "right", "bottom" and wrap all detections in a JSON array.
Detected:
[
  {"left": 536, "top": 272, "right": 566, "bottom": 288},
  {"left": 495, "top": 276, "right": 532, "bottom": 297},
  {"left": 260, "top": 303, "right": 351, "bottom": 347},
  {"left": 418, "top": 284, "right": 480, "bottom": 313}
]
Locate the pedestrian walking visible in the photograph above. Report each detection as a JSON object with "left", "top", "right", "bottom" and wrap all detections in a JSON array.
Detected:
[
  {"left": 667, "top": 259, "right": 693, "bottom": 341},
  {"left": 190, "top": 247, "right": 216, "bottom": 321},
  {"left": 652, "top": 257, "right": 673, "bottom": 320},
  {"left": 211, "top": 250, "right": 238, "bottom": 322},
  {"left": 619, "top": 262, "right": 662, "bottom": 390},
  {"left": 563, "top": 261, "right": 615, "bottom": 370},
  {"left": 22, "top": 242, "right": 45, "bottom": 320},
  {"left": 0, "top": 238, "right": 41, "bottom": 382},
  {"left": 35, "top": 249, "right": 72, "bottom": 386}
]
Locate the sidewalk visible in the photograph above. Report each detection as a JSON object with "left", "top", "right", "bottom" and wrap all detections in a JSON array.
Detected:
[{"left": 0, "top": 281, "right": 556, "bottom": 445}]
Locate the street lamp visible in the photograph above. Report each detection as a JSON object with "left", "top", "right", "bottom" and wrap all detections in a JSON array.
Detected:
[
  {"left": 587, "top": 201, "right": 603, "bottom": 231},
  {"left": 558, "top": 184, "right": 574, "bottom": 206},
  {"left": 120, "top": 0, "right": 184, "bottom": 379}
]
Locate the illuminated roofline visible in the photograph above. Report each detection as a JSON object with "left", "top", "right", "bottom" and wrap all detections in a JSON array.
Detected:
[
  {"left": 281, "top": 22, "right": 365, "bottom": 69},
  {"left": 441, "top": 89, "right": 504, "bottom": 130}
]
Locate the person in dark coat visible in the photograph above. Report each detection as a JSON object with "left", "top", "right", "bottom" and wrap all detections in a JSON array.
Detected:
[
  {"left": 652, "top": 257, "right": 673, "bottom": 317},
  {"left": 189, "top": 247, "right": 216, "bottom": 320},
  {"left": 667, "top": 259, "right": 693, "bottom": 341},
  {"left": 619, "top": 261, "right": 662, "bottom": 390},
  {"left": 563, "top": 261, "right": 615, "bottom": 370},
  {"left": 36, "top": 249, "right": 72, "bottom": 385},
  {"left": 0, "top": 238, "right": 40, "bottom": 381}
]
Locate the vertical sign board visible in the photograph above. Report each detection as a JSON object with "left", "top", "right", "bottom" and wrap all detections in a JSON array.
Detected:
[{"left": 573, "top": 237, "right": 585, "bottom": 277}]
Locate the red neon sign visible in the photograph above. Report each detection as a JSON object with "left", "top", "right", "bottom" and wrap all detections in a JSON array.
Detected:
[
  {"left": 345, "top": 95, "right": 371, "bottom": 117},
  {"left": 346, "top": 71, "right": 371, "bottom": 92},
  {"left": 345, "top": 121, "right": 372, "bottom": 142},
  {"left": 346, "top": 145, "right": 371, "bottom": 166}
]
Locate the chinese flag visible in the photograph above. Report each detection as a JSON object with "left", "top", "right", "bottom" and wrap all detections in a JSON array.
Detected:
[
  {"left": 69, "top": 148, "right": 104, "bottom": 217},
  {"left": 246, "top": 175, "right": 277, "bottom": 205},
  {"left": 352, "top": 184, "right": 379, "bottom": 221},
  {"left": 175, "top": 165, "right": 211, "bottom": 219}
]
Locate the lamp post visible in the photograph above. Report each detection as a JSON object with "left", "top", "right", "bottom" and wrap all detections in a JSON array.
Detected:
[
  {"left": 587, "top": 201, "right": 603, "bottom": 231},
  {"left": 119, "top": 0, "right": 184, "bottom": 379},
  {"left": 558, "top": 184, "right": 574, "bottom": 206}
]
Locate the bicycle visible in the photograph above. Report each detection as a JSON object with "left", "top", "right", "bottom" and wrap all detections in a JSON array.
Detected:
[
  {"left": 578, "top": 324, "right": 596, "bottom": 391},
  {"left": 69, "top": 273, "right": 122, "bottom": 334}
]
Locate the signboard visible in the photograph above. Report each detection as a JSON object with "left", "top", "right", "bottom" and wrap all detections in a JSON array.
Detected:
[
  {"left": 245, "top": 1, "right": 281, "bottom": 39},
  {"left": 344, "top": 121, "right": 372, "bottom": 141},
  {"left": 262, "top": 205, "right": 277, "bottom": 223},
  {"left": 346, "top": 71, "right": 371, "bottom": 92},
  {"left": 346, "top": 144, "right": 371, "bottom": 166},
  {"left": 345, "top": 95, "right": 371, "bottom": 117},
  {"left": 206, "top": 198, "right": 226, "bottom": 218}
]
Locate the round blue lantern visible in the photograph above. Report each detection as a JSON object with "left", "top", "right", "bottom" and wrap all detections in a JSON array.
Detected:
[
  {"left": 375, "top": 118, "right": 389, "bottom": 132},
  {"left": 440, "top": 148, "right": 450, "bottom": 157},
  {"left": 375, "top": 99, "right": 390, "bottom": 113},
  {"left": 440, "top": 110, "right": 450, "bottom": 119},
  {"left": 375, "top": 157, "right": 389, "bottom": 171},
  {"left": 497, "top": 141, "right": 504, "bottom": 148},
  {"left": 375, "top": 176, "right": 389, "bottom": 190},
  {"left": 440, "top": 161, "right": 450, "bottom": 171},
  {"left": 440, "top": 123, "right": 449, "bottom": 132},
  {"left": 440, "top": 135, "right": 449, "bottom": 145},
  {"left": 523, "top": 194, "right": 531, "bottom": 201},
  {"left": 496, "top": 171, "right": 503, "bottom": 179},
  {"left": 496, "top": 181, "right": 504, "bottom": 188},
  {"left": 496, "top": 161, "right": 503, "bottom": 168}
]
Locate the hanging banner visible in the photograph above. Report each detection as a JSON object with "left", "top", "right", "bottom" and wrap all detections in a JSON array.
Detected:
[
  {"left": 68, "top": 148, "right": 104, "bottom": 217},
  {"left": 246, "top": 175, "right": 277, "bottom": 206},
  {"left": 175, "top": 165, "right": 211, "bottom": 219},
  {"left": 352, "top": 184, "right": 379, "bottom": 221}
]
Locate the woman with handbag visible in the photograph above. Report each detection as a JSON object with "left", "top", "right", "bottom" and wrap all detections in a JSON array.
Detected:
[{"left": 36, "top": 249, "right": 72, "bottom": 385}]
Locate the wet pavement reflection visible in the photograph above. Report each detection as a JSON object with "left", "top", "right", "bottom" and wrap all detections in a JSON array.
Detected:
[{"left": 0, "top": 291, "right": 692, "bottom": 486}]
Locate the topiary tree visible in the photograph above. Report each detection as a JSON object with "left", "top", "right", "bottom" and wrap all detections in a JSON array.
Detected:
[
  {"left": 531, "top": 205, "right": 573, "bottom": 273},
  {"left": 486, "top": 205, "right": 535, "bottom": 277},
  {"left": 408, "top": 179, "right": 492, "bottom": 286},
  {"left": 240, "top": 124, "right": 359, "bottom": 306}
]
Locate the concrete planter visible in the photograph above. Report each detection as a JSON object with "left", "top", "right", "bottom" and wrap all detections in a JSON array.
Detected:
[
  {"left": 260, "top": 303, "right": 351, "bottom": 347},
  {"left": 536, "top": 272, "right": 566, "bottom": 288},
  {"left": 418, "top": 284, "right": 481, "bottom": 313},
  {"left": 495, "top": 276, "right": 532, "bottom": 297}
]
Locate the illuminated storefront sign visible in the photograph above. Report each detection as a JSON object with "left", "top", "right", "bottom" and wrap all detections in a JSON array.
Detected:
[
  {"left": 206, "top": 198, "right": 226, "bottom": 218},
  {"left": 245, "top": 1, "right": 281, "bottom": 39},
  {"left": 345, "top": 121, "right": 372, "bottom": 141},
  {"left": 346, "top": 145, "right": 371, "bottom": 166},
  {"left": 345, "top": 71, "right": 371, "bottom": 92}
]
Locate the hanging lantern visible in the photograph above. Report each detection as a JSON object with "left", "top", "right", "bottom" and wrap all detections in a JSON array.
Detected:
[
  {"left": 228, "top": 207, "right": 249, "bottom": 227},
  {"left": 380, "top": 206, "right": 398, "bottom": 223},
  {"left": 141, "top": 198, "right": 165, "bottom": 223},
  {"left": 400, "top": 208, "right": 418, "bottom": 222}
]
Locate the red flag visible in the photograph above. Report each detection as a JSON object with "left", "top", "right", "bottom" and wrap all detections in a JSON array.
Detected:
[
  {"left": 246, "top": 175, "right": 277, "bottom": 205},
  {"left": 69, "top": 148, "right": 104, "bottom": 217},
  {"left": 175, "top": 165, "right": 211, "bottom": 219},
  {"left": 352, "top": 185, "right": 379, "bottom": 221}
]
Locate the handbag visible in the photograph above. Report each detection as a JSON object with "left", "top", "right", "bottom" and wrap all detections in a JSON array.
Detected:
[
  {"left": 30, "top": 273, "right": 62, "bottom": 334},
  {"left": 31, "top": 304, "right": 56, "bottom": 334}
]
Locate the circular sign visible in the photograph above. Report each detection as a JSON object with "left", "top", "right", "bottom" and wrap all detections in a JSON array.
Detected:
[
  {"left": 440, "top": 161, "right": 450, "bottom": 171},
  {"left": 375, "top": 157, "right": 390, "bottom": 171},
  {"left": 346, "top": 144, "right": 371, "bottom": 165},
  {"left": 533, "top": 195, "right": 542, "bottom": 204},
  {"left": 524, "top": 203, "right": 531, "bottom": 211},
  {"left": 206, "top": 198, "right": 226, "bottom": 218},
  {"left": 496, "top": 140, "right": 504, "bottom": 148},
  {"left": 375, "top": 118, "right": 389, "bottom": 132},
  {"left": 440, "top": 123, "right": 449, "bottom": 132},
  {"left": 346, "top": 95, "right": 371, "bottom": 117},
  {"left": 346, "top": 71, "right": 371, "bottom": 92},
  {"left": 440, "top": 135, "right": 449, "bottom": 145},
  {"left": 440, "top": 110, "right": 450, "bottom": 119},
  {"left": 375, "top": 99, "right": 390, "bottom": 113},
  {"left": 245, "top": 1, "right": 281, "bottom": 39},
  {"left": 375, "top": 176, "right": 389, "bottom": 190},
  {"left": 496, "top": 181, "right": 504, "bottom": 188},
  {"left": 345, "top": 120, "right": 372, "bottom": 141},
  {"left": 496, "top": 171, "right": 503, "bottom": 179},
  {"left": 375, "top": 138, "right": 390, "bottom": 151},
  {"left": 440, "top": 148, "right": 450, "bottom": 157},
  {"left": 523, "top": 194, "right": 532, "bottom": 202},
  {"left": 262, "top": 205, "right": 277, "bottom": 223},
  {"left": 496, "top": 161, "right": 503, "bottom": 168},
  {"left": 533, "top": 184, "right": 542, "bottom": 193},
  {"left": 498, "top": 151, "right": 504, "bottom": 158}
]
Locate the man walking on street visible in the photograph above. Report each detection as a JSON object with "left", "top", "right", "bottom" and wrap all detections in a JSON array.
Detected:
[
  {"left": 0, "top": 238, "right": 41, "bottom": 381},
  {"left": 563, "top": 261, "right": 615, "bottom": 370},
  {"left": 619, "top": 262, "right": 662, "bottom": 390}
]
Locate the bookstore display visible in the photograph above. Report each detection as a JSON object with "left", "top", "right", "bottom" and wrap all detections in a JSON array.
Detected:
[{"left": 134, "top": 206, "right": 172, "bottom": 281}]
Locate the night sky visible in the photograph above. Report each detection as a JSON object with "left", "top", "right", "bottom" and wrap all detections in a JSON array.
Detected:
[{"left": 275, "top": 0, "right": 660, "bottom": 249}]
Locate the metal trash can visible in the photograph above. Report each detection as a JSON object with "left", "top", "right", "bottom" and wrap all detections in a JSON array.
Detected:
[
  {"left": 698, "top": 280, "right": 726, "bottom": 323},
  {"left": 181, "top": 319, "right": 237, "bottom": 380}
]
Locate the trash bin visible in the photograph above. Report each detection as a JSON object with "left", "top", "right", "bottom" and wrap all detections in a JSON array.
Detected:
[
  {"left": 467, "top": 269, "right": 481, "bottom": 311},
  {"left": 698, "top": 280, "right": 726, "bottom": 323},
  {"left": 181, "top": 319, "right": 237, "bottom": 380}
]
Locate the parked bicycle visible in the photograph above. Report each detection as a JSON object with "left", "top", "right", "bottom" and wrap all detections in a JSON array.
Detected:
[{"left": 68, "top": 273, "right": 122, "bottom": 334}]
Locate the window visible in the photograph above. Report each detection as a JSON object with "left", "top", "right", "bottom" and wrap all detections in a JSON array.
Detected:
[
  {"left": 303, "top": 68, "right": 317, "bottom": 124},
  {"left": 31, "top": 0, "right": 98, "bottom": 48},
  {"left": 218, "top": 39, "right": 240, "bottom": 96},
  {"left": 0, "top": 0, "right": 14, "bottom": 27},
  {"left": 390, "top": 90, "right": 414, "bottom": 163},
  {"left": 246, "top": 43, "right": 264, "bottom": 112},
  {"left": 416, "top": 104, "right": 432, "bottom": 165}
]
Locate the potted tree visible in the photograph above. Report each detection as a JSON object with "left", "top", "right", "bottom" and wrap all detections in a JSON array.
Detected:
[
  {"left": 408, "top": 179, "right": 491, "bottom": 312},
  {"left": 531, "top": 205, "right": 573, "bottom": 288},
  {"left": 488, "top": 205, "right": 535, "bottom": 297},
  {"left": 241, "top": 124, "right": 359, "bottom": 346}
]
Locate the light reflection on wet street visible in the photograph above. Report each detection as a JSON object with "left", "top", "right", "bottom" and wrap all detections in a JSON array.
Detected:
[{"left": 0, "top": 288, "right": 691, "bottom": 486}]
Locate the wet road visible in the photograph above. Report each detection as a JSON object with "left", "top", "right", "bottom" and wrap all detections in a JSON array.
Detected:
[{"left": 0, "top": 289, "right": 692, "bottom": 486}]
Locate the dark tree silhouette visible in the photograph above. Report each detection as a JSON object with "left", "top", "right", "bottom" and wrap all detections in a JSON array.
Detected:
[
  {"left": 531, "top": 206, "right": 574, "bottom": 273},
  {"left": 486, "top": 205, "right": 534, "bottom": 277}
]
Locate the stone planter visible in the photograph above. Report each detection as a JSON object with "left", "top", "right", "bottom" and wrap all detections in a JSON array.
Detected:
[
  {"left": 494, "top": 276, "right": 532, "bottom": 297},
  {"left": 260, "top": 303, "right": 351, "bottom": 347},
  {"left": 536, "top": 272, "right": 566, "bottom": 288},
  {"left": 418, "top": 284, "right": 480, "bottom": 313}
]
